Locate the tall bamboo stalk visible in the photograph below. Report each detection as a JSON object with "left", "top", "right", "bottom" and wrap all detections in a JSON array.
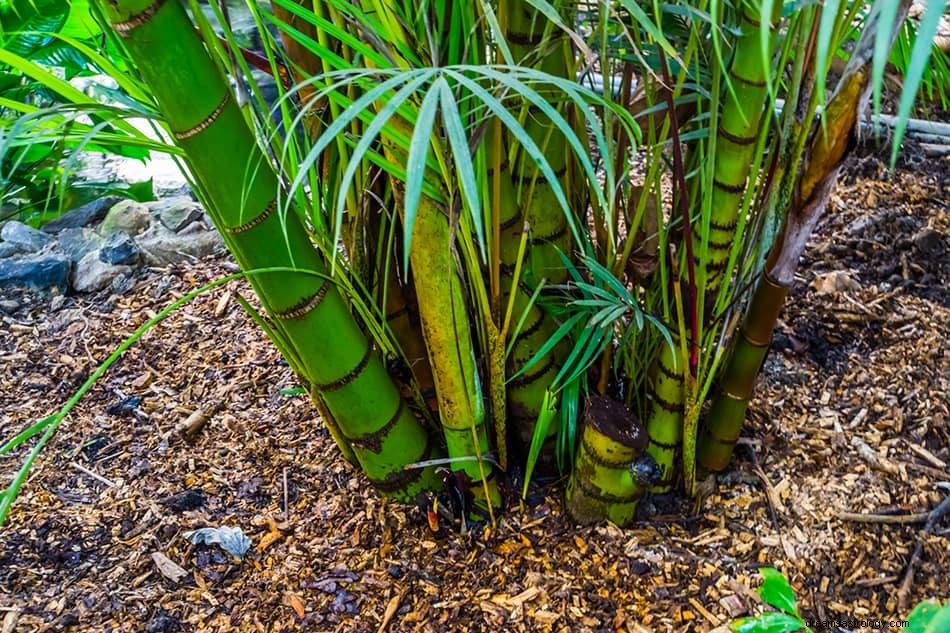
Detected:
[
  {"left": 644, "top": 0, "right": 778, "bottom": 493},
  {"left": 696, "top": 0, "right": 778, "bottom": 290},
  {"left": 409, "top": 197, "right": 500, "bottom": 508},
  {"left": 698, "top": 2, "right": 912, "bottom": 470},
  {"left": 99, "top": 0, "right": 441, "bottom": 501},
  {"left": 498, "top": 0, "right": 575, "bottom": 470}
]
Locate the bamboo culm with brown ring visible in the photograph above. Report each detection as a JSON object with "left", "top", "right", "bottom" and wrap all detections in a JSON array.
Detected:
[{"left": 99, "top": 0, "right": 442, "bottom": 501}]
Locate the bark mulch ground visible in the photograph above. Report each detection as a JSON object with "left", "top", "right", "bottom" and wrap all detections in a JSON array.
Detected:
[{"left": 1, "top": 145, "right": 947, "bottom": 632}]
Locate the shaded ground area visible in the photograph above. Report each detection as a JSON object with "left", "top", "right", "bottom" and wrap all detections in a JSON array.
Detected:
[{"left": 0, "top": 145, "right": 947, "bottom": 632}]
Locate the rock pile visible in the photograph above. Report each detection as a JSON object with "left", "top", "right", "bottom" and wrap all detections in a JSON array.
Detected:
[{"left": 0, "top": 196, "right": 224, "bottom": 294}]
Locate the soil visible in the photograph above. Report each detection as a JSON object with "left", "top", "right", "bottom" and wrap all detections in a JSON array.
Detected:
[{"left": 0, "top": 142, "right": 947, "bottom": 633}]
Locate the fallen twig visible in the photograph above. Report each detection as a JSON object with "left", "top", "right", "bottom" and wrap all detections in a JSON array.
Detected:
[
  {"left": 897, "top": 493, "right": 950, "bottom": 611},
  {"left": 739, "top": 440, "right": 781, "bottom": 532},
  {"left": 836, "top": 510, "right": 930, "bottom": 524},
  {"left": 69, "top": 461, "right": 117, "bottom": 487}
]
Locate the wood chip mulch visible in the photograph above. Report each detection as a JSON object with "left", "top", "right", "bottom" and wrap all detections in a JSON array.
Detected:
[{"left": 1, "top": 145, "right": 947, "bottom": 632}]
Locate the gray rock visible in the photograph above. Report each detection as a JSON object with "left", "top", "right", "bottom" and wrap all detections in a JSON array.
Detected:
[
  {"left": 178, "top": 220, "right": 208, "bottom": 235},
  {"left": 72, "top": 250, "right": 132, "bottom": 293},
  {"left": 1, "top": 221, "right": 55, "bottom": 252},
  {"left": 136, "top": 224, "right": 224, "bottom": 266},
  {"left": 0, "top": 242, "right": 23, "bottom": 258},
  {"left": 98, "top": 200, "right": 151, "bottom": 236},
  {"left": 41, "top": 196, "right": 121, "bottom": 233},
  {"left": 110, "top": 272, "right": 136, "bottom": 295},
  {"left": 57, "top": 227, "right": 104, "bottom": 264},
  {"left": 99, "top": 232, "right": 140, "bottom": 265},
  {"left": 146, "top": 196, "right": 205, "bottom": 233},
  {"left": 914, "top": 227, "right": 944, "bottom": 257},
  {"left": 0, "top": 253, "right": 70, "bottom": 290},
  {"left": 0, "top": 298, "right": 20, "bottom": 313}
]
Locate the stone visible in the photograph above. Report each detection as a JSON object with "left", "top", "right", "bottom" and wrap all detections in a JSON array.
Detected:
[
  {"left": 913, "top": 227, "right": 944, "bottom": 257},
  {"left": 147, "top": 197, "right": 205, "bottom": 233},
  {"left": 0, "top": 298, "right": 20, "bottom": 313},
  {"left": 98, "top": 199, "right": 151, "bottom": 236},
  {"left": 0, "top": 253, "right": 70, "bottom": 290},
  {"left": 72, "top": 250, "right": 132, "bottom": 293},
  {"left": 99, "top": 232, "right": 140, "bottom": 265},
  {"left": 110, "top": 272, "right": 136, "bottom": 295},
  {"left": 57, "top": 227, "right": 104, "bottom": 264},
  {"left": 136, "top": 224, "right": 224, "bottom": 266},
  {"left": 178, "top": 220, "right": 206, "bottom": 235},
  {"left": 0, "top": 242, "right": 23, "bottom": 258},
  {"left": 1, "top": 221, "right": 55, "bottom": 252},
  {"left": 41, "top": 196, "right": 121, "bottom": 233}
]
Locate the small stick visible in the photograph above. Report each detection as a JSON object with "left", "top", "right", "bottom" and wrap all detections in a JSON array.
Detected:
[
  {"left": 69, "top": 462, "right": 117, "bottom": 488},
  {"left": 740, "top": 441, "right": 781, "bottom": 532},
  {"left": 688, "top": 597, "right": 721, "bottom": 626},
  {"left": 283, "top": 467, "right": 290, "bottom": 522},
  {"left": 2, "top": 606, "right": 20, "bottom": 633},
  {"left": 901, "top": 461, "right": 950, "bottom": 480},
  {"left": 897, "top": 493, "right": 950, "bottom": 611},
  {"left": 906, "top": 443, "right": 947, "bottom": 469},
  {"left": 164, "top": 401, "right": 222, "bottom": 442},
  {"left": 836, "top": 511, "right": 930, "bottom": 524}
]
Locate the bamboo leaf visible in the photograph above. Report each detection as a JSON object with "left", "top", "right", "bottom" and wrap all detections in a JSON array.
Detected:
[
  {"left": 558, "top": 325, "right": 611, "bottom": 387},
  {"left": 814, "top": 0, "right": 842, "bottom": 108},
  {"left": 443, "top": 68, "right": 580, "bottom": 246},
  {"left": 615, "top": 0, "right": 680, "bottom": 62},
  {"left": 521, "top": 0, "right": 595, "bottom": 61},
  {"left": 438, "top": 77, "right": 486, "bottom": 261},
  {"left": 402, "top": 79, "right": 442, "bottom": 270},
  {"left": 473, "top": 66, "right": 611, "bottom": 228},
  {"left": 477, "top": 0, "right": 513, "bottom": 65},
  {"left": 891, "top": 0, "right": 941, "bottom": 165},
  {"left": 522, "top": 390, "right": 558, "bottom": 498},
  {"left": 871, "top": 0, "right": 901, "bottom": 115},
  {"left": 759, "top": 0, "right": 777, "bottom": 103},
  {"left": 508, "top": 312, "right": 584, "bottom": 381},
  {"left": 758, "top": 567, "right": 799, "bottom": 616}
]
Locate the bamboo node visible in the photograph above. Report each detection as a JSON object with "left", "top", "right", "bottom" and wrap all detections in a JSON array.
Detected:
[
  {"left": 349, "top": 401, "right": 405, "bottom": 454},
  {"left": 225, "top": 198, "right": 277, "bottom": 235},
  {"left": 111, "top": 0, "right": 170, "bottom": 35},
  {"left": 314, "top": 344, "right": 373, "bottom": 392},
  {"left": 173, "top": 91, "right": 231, "bottom": 140},
  {"left": 273, "top": 282, "right": 330, "bottom": 320}
]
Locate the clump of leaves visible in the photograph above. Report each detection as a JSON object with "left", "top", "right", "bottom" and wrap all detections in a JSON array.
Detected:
[
  {"left": 0, "top": 0, "right": 157, "bottom": 226},
  {"left": 732, "top": 567, "right": 950, "bottom": 633},
  {"left": 906, "top": 600, "right": 950, "bottom": 633},
  {"left": 732, "top": 567, "right": 810, "bottom": 633}
]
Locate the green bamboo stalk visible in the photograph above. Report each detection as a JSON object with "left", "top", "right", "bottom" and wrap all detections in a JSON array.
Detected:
[
  {"left": 643, "top": 0, "right": 778, "bottom": 494},
  {"left": 644, "top": 341, "right": 684, "bottom": 492},
  {"left": 498, "top": 0, "right": 575, "bottom": 470},
  {"left": 409, "top": 197, "right": 500, "bottom": 509},
  {"left": 698, "top": 8, "right": 910, "bottom": 470},
  {"left": 697, "top": 0, "right": 778, "bottom": 290},
  {"left": 566, "top": 396, "right": 653, "bottom": 526},
  {"left": 99, "top": 0, "right": 441, "bottom": 501},
  {"left": 697, "top": 273, "right": 787, "bottom": 470}
]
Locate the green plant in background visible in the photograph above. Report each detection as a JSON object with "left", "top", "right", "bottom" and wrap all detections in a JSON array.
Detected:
[
  {"left": 836, "top": 3, "right": 950, "bottom": 117},
  {"left": 731, "top": 567, "right": 950, "bottom": 633},
  {"left": 889, "top": 17, "right": 950, "bottom": 113},
  {"left": 906, "top": 600, "right": 950, "bottom": 633},
  {"left": 0, "top": 0, "right": 164, "bottom": 226},
  {"left": 1, "top": 0, "right": 945, "bottom": 529},
  {"left": 731, "top": 567, "right": 811, "bottom": 633}
]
